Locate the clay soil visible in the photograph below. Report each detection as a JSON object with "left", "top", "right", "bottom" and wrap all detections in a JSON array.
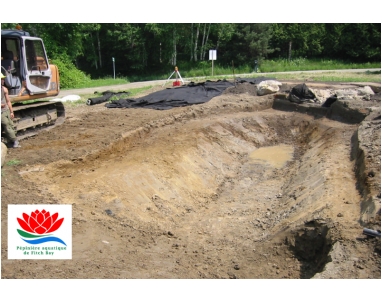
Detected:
[{"left": 1, "top": 80, "right": 381, "bottom": 280}]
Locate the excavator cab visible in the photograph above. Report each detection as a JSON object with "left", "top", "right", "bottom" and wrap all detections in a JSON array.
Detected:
[{"left": 1, "top": 30, "right": 57, "bottom": 97}]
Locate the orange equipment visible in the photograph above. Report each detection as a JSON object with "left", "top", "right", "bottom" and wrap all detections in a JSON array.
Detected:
[
  {"left": 1, "top": 27, "right": 64, "bottom": 141},
  {"left": 163, "top": 66, "right": 185, "bottom": 87}
]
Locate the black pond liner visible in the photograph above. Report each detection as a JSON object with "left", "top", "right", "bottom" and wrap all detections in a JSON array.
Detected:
[
  {"left": 104, "top": 78, "right": 276, "bottom": 110},
  {"left": 86, "top": 91, "right": 130, "bottom": 106}
]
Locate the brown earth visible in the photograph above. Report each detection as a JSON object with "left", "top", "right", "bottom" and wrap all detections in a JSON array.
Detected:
[{"left": 1, "top": 80, "right": 381, "bottom": 280}]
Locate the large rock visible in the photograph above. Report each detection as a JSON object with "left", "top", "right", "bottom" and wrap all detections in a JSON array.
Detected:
[
  {"left": 257, "top": 80, "right": 282, "bottom": 96},
  {"left": 334, "top": 86, "right": 375, "bottom": 101},
  {"left": 1, "top": 142, "right": 7, "bottom": 167},
  {"left": 310, "top": 89, "right": 332, "bottom": 104}
]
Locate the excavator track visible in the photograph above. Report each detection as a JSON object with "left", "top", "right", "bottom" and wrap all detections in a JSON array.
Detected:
[{"left": 11, "top": 100, "right": 65, "bottom": 140}]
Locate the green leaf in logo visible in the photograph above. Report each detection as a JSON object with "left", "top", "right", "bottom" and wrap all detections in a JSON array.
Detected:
[{"left": 17, "top": 229, "right": 48, "bottom": 238}]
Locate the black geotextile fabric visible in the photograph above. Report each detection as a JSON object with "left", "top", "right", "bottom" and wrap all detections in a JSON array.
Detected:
[
  {"left": 289, "top": 83, "right": 316, "bottom": 100},
  {"left": 87, "top": 91, "right": 130, "bottom": 105},
  {"left": 235, "top": 77, "right": 277, "bottom": 84},
  {"left": 105, "top": 80, "right": 235, "bottom": 110}
]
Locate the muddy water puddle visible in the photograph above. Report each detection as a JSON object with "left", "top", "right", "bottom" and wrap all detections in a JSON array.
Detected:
[{"left": 249, "top": 144, "right": 294, "bottom": 168}]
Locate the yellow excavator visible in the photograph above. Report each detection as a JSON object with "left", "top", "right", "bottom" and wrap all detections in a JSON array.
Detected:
[{"left": 1, "top": 26, "right": 65, "bottom": 141}]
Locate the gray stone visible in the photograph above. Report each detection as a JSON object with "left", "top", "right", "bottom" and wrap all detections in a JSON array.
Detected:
[
  {"left": 1, "top": 142, "right": 7, "bottom": 167},
  {"left": 257, "top": 80, "right": 282, "bottom": 96}
]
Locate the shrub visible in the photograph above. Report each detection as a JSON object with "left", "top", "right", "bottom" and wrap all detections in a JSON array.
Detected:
[{"left": 50, "top": 54, "right": 92, "bottom": 89}]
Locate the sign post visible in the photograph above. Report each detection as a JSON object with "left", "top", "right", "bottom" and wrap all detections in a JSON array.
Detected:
[
  {"left": 209, "top": 50, "right": 217, "bottom": 76},
  {"left": 112, "top": 57, "right": 115, "bottom": 79}
]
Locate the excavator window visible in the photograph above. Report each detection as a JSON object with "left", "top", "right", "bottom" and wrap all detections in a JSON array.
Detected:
[
  {"left": 25, "top": 39, "right": 48, "bottom": 73},
  {"left": 1, "top": 38, "right": 19, "bottom": 75}
]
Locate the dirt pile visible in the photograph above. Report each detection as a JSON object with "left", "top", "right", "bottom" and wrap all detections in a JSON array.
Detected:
[{"left": 1, "top": 80, "right": 380, "bottom": 279}]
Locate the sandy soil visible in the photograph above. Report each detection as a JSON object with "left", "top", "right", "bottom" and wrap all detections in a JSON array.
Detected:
[{"left": 1, "top": 80, "right": 381, "bottom": 279}]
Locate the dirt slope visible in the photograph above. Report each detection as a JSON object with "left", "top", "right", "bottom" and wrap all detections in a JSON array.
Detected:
[{"left": 1, "top": 80, "right": 380, "bottom": 279}]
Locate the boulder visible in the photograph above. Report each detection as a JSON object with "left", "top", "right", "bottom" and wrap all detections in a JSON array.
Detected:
[
  {"left": 1, "top": 142, "right": 7, "bottom": 167},
  {"left": 310, "top": 89, "right": 333, "bottom": 104},
  {"left": 334, "top": 87, "right": 375, "bottom": 101},
  {"left": 257, "top": 80, "right": 282, "bottom": 96},
  {"left": 356, "top": 86, "right": 375, "bottom": 96}
]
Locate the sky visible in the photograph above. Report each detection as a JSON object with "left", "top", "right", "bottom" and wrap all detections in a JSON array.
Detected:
[{"left": 2, "top": 1, "right": 382, "bottom": 23}]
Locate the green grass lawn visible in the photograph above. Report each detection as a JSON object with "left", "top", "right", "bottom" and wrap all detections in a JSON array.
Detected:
[
  {"left": 259, "top": 58, "right": 380, "bottom": 73},
  {"left": 62, "top": 58, "right": 381, "bottom": 90}
]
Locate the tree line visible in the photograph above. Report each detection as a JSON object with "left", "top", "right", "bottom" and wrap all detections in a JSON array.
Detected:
[{"left": 2, "top": 23, "right": 380, "bottom": 77}]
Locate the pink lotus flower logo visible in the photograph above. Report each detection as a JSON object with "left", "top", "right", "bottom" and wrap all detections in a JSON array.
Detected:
[{"left": 17, "top": 209, "right": 66, "bottom": 245}]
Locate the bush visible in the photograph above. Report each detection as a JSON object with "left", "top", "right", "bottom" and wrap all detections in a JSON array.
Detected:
[{"left": 50, "top": 54, "right": 92, "bottom": 89}]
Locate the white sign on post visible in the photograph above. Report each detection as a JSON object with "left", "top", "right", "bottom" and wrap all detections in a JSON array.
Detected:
[
  {"left": 209, "top": 50, "right": 217, "bottom": 60},
  {"left": 209, "top": 50, "right": 217, "bottom": 76}
]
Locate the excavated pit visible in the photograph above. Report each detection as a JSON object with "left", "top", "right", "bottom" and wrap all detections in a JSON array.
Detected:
[
  {"left": 6, "top": 81, "right": 379, "bottom": 279},
  {"left": 285, "top": 220, "right": 333, "bottom": 278},
  {"left": 19, "top": 102, "right": 363, "bottom": 278}
]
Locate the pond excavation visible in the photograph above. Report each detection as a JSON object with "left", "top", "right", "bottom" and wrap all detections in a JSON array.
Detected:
[
  {"left": 3, "top": 80, "right": 380, "bottom": 279},
  {"left": 18, "top": 106, "right": 369, "bottom": 278}
]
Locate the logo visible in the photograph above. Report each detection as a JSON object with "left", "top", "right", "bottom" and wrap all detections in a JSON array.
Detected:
[
  {"left": 8, "top": 205, "right": 72, "bottom": 259},
  {"left": 17, "top": 209, "right": 66, "bottom": 245}
]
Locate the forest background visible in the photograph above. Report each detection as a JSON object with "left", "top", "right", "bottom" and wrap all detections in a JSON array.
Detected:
[{"left": 1, "top": 23, "right": 381, "bottom": 88}]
